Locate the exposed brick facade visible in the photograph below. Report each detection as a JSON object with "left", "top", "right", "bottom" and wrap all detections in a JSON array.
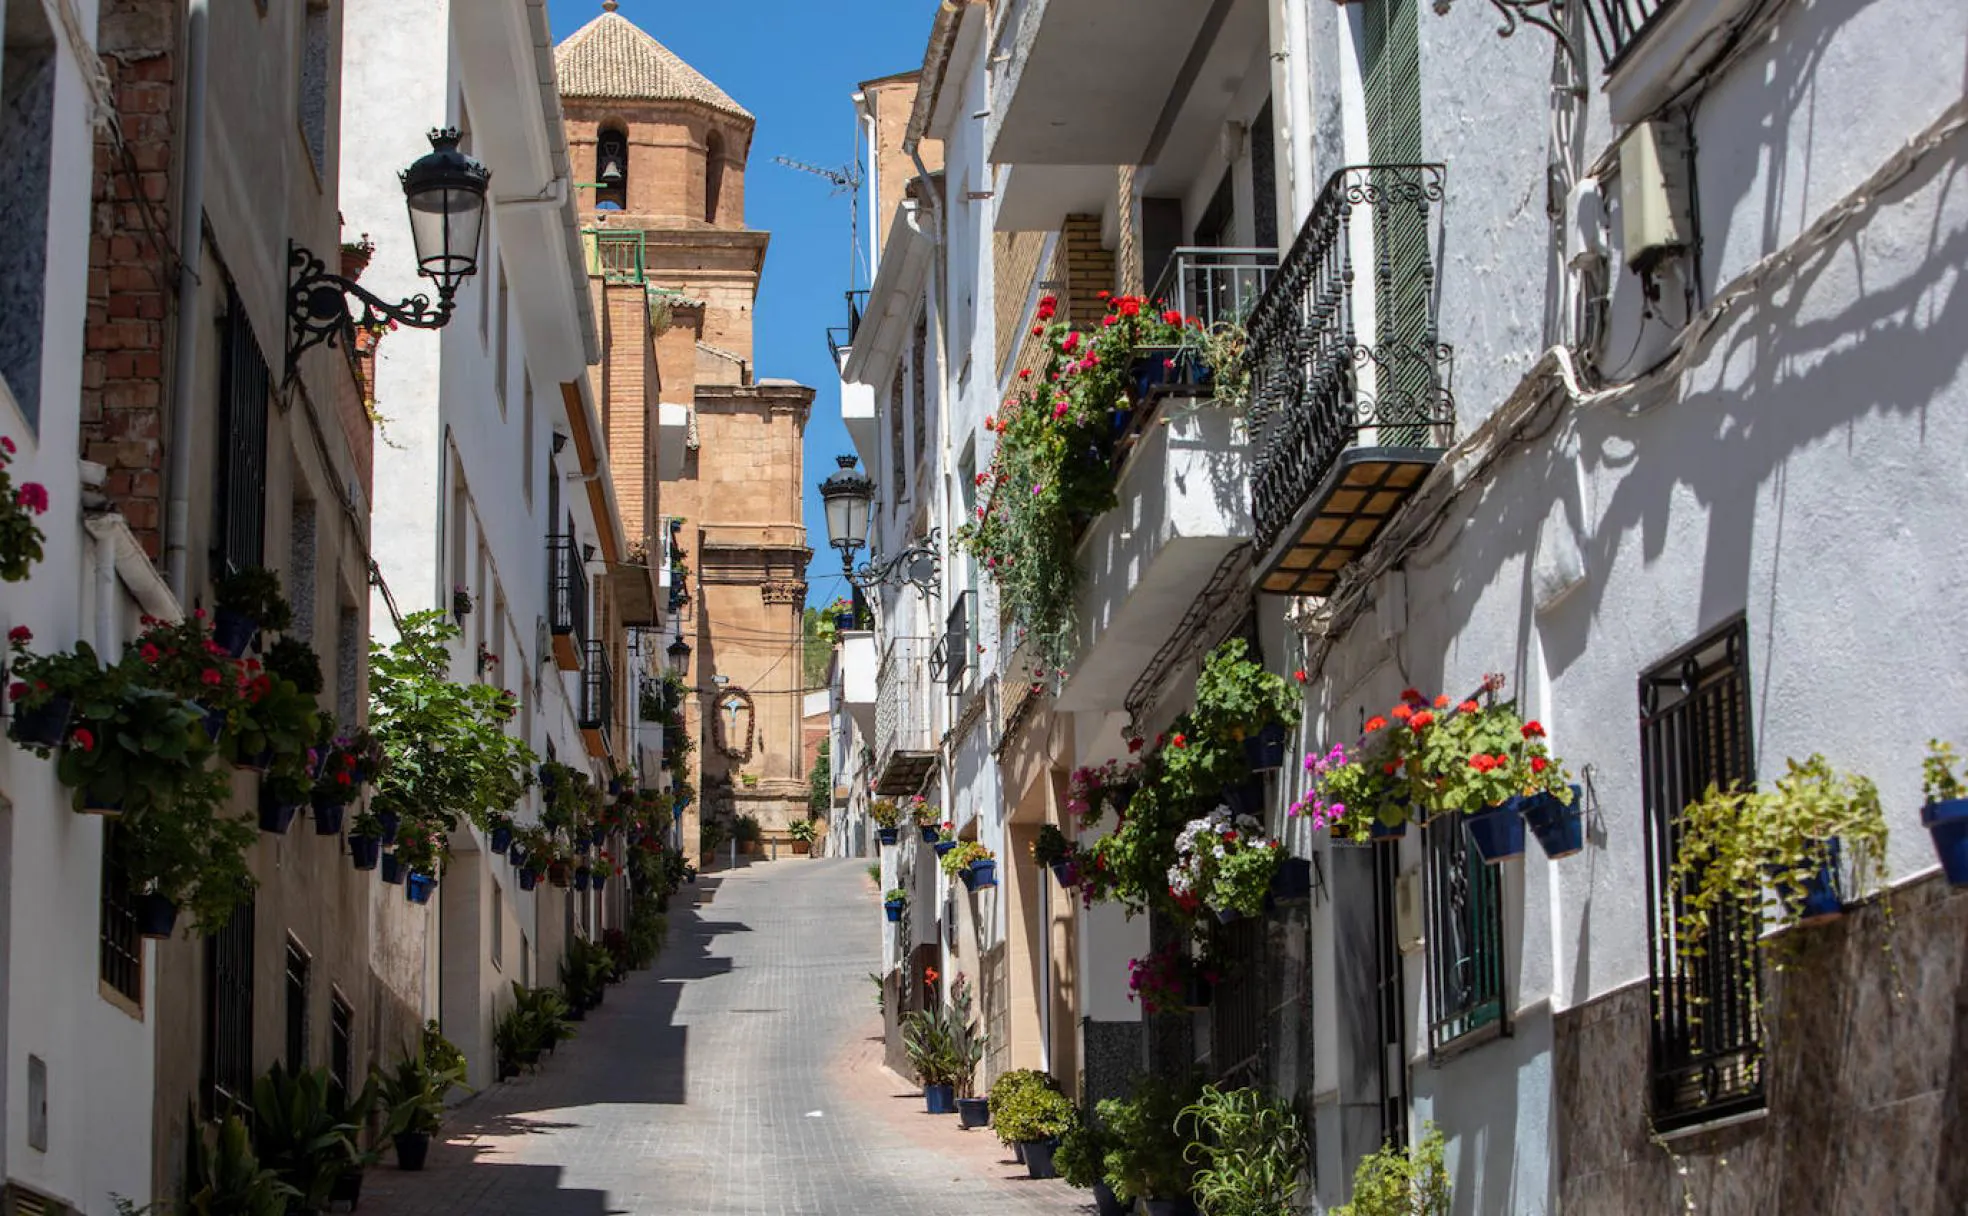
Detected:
[
  {"left": 1062, "top": 214, "right": 1114, "bottom": 328},
  {"left": 83, "top": 0, "right": 177, "bottom": 557}
]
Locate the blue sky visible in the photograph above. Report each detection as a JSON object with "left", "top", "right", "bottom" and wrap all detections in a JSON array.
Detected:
[{"left": 546, "top": 0, "right": 935, "bottom": 611}]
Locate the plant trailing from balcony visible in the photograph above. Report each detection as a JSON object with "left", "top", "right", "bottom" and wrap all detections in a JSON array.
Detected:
[
  {"left": 0, "top": 433, "right": 48, "bottom": 582},
  {"left": 370, "top": 611, "right": 536, "bottom": 840},
  {"left": 1669, "top": 755, "right": 1888, "bottom": 948},
  {"left": 1066, "top": 758, "right": 1142, "bottom": 827},
  {"left": 1178, "top": 1084, "right": 1308, "bottom": 1216}
]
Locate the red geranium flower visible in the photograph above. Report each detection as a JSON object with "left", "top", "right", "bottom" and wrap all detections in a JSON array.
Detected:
[
  {"left": 1035, "top": 296, "right": 1057, "bottom": 321},
  {"left": 1401, "top": 688, "right": 1424, "bottom": 703},
  {"left": 200, "top": 668, "right": 222, "bottom": 686},
  {"left": 1409, "top": 711, "right": 1435, "bottom": 730},
  {"left": 1117, "top": 297, "right": 1141, "bottom": 318},
  {"left": 1364, "top": 715, "right": 1388, "bottom": 732},
  {"left": 1459, "top": 700, "right": 1480, "bottom": 713},
  {"left": 71, "top": 727, "right": 95, "bottom": 751},
  {"left": 1222, "top": 830, "right": 1238, "bottom": 843},
  {"left": 1127, "top": 736, "right": 1144, "bottom": 753},
  {"left": 1162, "top": 309, "right": 1183, "bottom": 326},
  {"left": 1390, "top": 703, "right": 1413, "bottom": 721},
  {"left": 336, "top": 771, "right": 353, "bottom": 786},
  {"left": 1531, "top": 756, "right": 1549, "bottom": 773},
  {"left": 1171, "top": 733, "right": 1186, "bottom": 748},
  {"left": 7, "top": 625, "right": 30, "bottom": 644},
  {"left": 1383, "top": 762, "right": 1398, "bottom": 776},
  {"left": 1522, "top": 721, "right": 1546, "bottom": 739},
  {"left": 1293, "top": 669, "right": 1308, "bottom": 683},
  {"left": 1434, "top": 695, "right": 1450, "bottom": 709},
  {"left": 7, "top": 682, "right": 26, "bottom": 701},
  {"left": 16, "top": 483, "right": 49, "bottom": 514},
  {"left": 924, "top": 967, "right": 939, "bottom": 984}
]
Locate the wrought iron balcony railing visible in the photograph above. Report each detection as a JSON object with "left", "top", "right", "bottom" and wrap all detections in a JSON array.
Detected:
[
  {"left": 1247, "top": 163, "right": 1453, "bottom": 596},
  {"left": 1583, "top": 0, "right": 1679, "bottom": 70},
  {"left": 873, "top": 636, "right": 937, "bottom": 796},
  {"left": 548, "top": 534, "right": 588, "bottom": 669},
  {"left": 587, "top": 229, "right": 646, "bottom": 284},
  {"left": 826, "top": 289, "right": 870, "bottom": 366},
  {"left": 1148, "top": 247, "right": 1276, "bottom": 331},
  {"left": 579, "top": 639, "right": 613, "bottom": 758}
]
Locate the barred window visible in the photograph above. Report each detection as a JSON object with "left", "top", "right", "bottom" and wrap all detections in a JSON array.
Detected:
[
  {"left": 215, "top": 284, "right": 270, "bottom": 576},
  {"left": 285, "top": 938, "right": 311, "bottom": 1070},
  {"left": 1641, "top": 618, "right": 1763, "bottom": 1131},
  {"left": 99, "top": 829, "right": 142, "bottom": 1006},
  {"left": 328, "top": 995, "right": 353, "bottom": 1110},
  {"left": 1423, "top": 813, "right": 1507, "bottom": 1053},
  {"left": 205, "top": 898, "right": 256, "bottom": 1115}
]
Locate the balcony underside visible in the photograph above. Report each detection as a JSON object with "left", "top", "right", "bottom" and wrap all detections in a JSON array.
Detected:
[
  {"left": 1254, "top": 447, "right": 1442, "bottom": 596},
  {"left": 581, "top": 724, "right": 610, "bottom": 760},
  {"left": 609, "top": 563, "right": 661, "bottom": 629},
  {"left": 875, "top": 751, "right": 938, "bottom": 797},
  {"left": 552, "top": 629, "right": 582, "bottom": 671}
]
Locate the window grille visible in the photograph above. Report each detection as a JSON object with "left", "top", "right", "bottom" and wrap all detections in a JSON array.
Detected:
[
  {"left": 1641, "top": 618, "right": 1764, "bottom": 1131},
  {"left": 215, "top": 284, "right": 270, "bottom": 576},
  {"left": 1423, "top": 813, "right": 1507, "bottom": 1053},
  {"left": 285, "top": 938, "right": 310, "bottom": 1070},
  {"left": 205, "top": 898, "right": 255, "bottom": 1115},
  {"left": 1583, "top": 0, "right": 1680, "bottom": 70},
  {"left": 328, "top": 996, "right": 353, "bottom": 1111},
  {"left": 98, "top": 830, "right": 142, "bottom": 1005}
]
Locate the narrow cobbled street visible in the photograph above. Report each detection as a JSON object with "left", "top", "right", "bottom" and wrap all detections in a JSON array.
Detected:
[{"left": 359, "top": 858, "right": 1085, "bottom": 1216}]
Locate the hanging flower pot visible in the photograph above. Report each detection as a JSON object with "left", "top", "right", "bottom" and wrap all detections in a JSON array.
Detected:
[
  {"left": 258, "top": 792, "right": 302, "bottom": 835},
  {"left": 78, "top": 793, "right": 124, "bottom": 817},
  {"left": 923, "top": 1083, "right": 955, "bottom": 1114},
  {"left": 518, "top": 868, "right": 538, "bottom": 892},
  {"left": 593, "top": 873, "right": 608, "bottom": 893},
  {"left": 876, "top": 826, "right": 899, "bottom": 846},
  {"left": 1242, "top": 722, "right": 1289, "bottom": 772},
  {"left": 381, "top": 852, "right": 405, "bottom": 885},
  {"left": 1464, "top": 799, "right": 1527, "bottom": 865},
  {"left": 960, "top": 858, "right": 998, "bottom": 891},
  {"left": 834, "top": 610, "right": 857, "bottom": 631},
  {"left": 575, "top": 837, "right": 592, "bottom": 857},
  {"left": 1523, "top": 784, "right": 1584, "bottom": 859},
  {"left": 918, "top": 824, "right": 940, "bottom": 844},
  {"left": 1048, "top": 858, "right": 1077, "bottom": 888},
  {"left": 7, "top": 693, "right": 72, "bottom": 748},
  {"left": 201, "top": 706, "right": 226, "bottom": 743},
  {"left": 489, "top": 824, "right": 514, "bottom": 854},
  {"left": 933, "top": 839, "right": 959, "bottom": 858},
  {"left": 957, "top": 1096, "right": 989, "bottom": 1128},
  {"left": 883, "top": 898, "right": 905, "bottom": 923},
  {"left": 135, "top": 892, "right": 179, "bottom": 940},
  {"left": 548, "top": 861, "right": 570, "bottom": 889},
  {"left": 211, "top": 609, "right": 259, "bottom": 659},
  {"left": 234, "top": 746, "right": 277, "bottom": 775},
  {"left": 1109, "top": 405, "right": 1134, "bottom": 440},
  {"left": 377, "top": 809, "right": 401, "bottom": 845},
  {"left": 349, "top": 835, "right": 381, "bottom": 871},
  {"left": 312, "top": 799, "right": 346, "bottom": 836},
  {"left": 1268, "top": 856, "right": 1313, "bottom": 906},
  {"left": 1129, "top": 346, "right": 1179, "bottom": 400},
  {"left": 1214, "top": 907, "right": 1242, "bottom": 925},
  {"left": 405, "top": 873, "right": 437, "bottom": 905},
  {"left": 1924, "top": 795, "right": 1968, "bottom": 887},
  {"left": 1772, "top": 838, "right": 1845, "bottom": 927},
  {"left": 1369, "top": 816, "right": 1407, "bottom": 840},
  {"left": 1222, "top": 780, "right": 1266, "bottom": 818},
  {"left": 574, "top": 868, "right": 592, "bottom": 892}
]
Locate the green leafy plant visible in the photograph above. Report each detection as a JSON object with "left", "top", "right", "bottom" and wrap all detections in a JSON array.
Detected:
[
  {"left": 496, "top": 982, "right": 576, "bottom": 1075},
  {"left": 906, "top": 795, "right": 940, "bottom": 826},
  {"left": 5, "top": 630, "right": 107, "bottom": 721},
  {"left": 788, "top": 818, "right": 818, "bottom": 843},
  {"left": 733, "top": 813, "right": 762, "bottom": 843},
  {"left": 1333, "top": 1123, "right": 1451, "bottom": 1216},
  {"left": 185, "top": 1114, "right": 296, "bottom": 1216},
  {"left": 1923, "top": 740, "right": 1963, "bottom": 803},
  {"left": 1192, "top": 638, "right": 1301, "bottom": 733},
  {"left": 938, "top": 839, "right": 994, "bottom": 878},
  {"left": 1097, "top": 1073, "right": 1202, "bottom": 1203},
  {"left": 1032, "top": 822, "right": 1072, "bottom": 867},
  {"left": 883, "top": 886, "right": 907, "bottom": 905},
  {"left": 1053, "top": 1112, "right": 1114, "bottom": 1189},
  {"left": 1668, "top": 754, "right": 1888, "bottom": 944},
  {"left": 994, "top": 1075, "right": 1075, "bottom": 1144},
  {"left": 987, "top": 1069, "right": 1054, "bottom": 1145},
  {"left": 262, "top": 636, "right": 324, "bottom": 696},
  {"left": 213, "top": 566, "right": 294, "bottom": 633},
  {"left": 901, "top": 1004, "right": 965, "bottom": 1088},
  {"left": 869, "top": 798, "right": 903, "bottom": 829},
  {"left": 250, "top": 1063, "right": 362, "bottom": 1211},
  {"left": 1179, "top": 1085, "right": 1307, "bottom": 1216},
  {"left": 1168, "top": 807, "right": 1283, "bottom": 919}
]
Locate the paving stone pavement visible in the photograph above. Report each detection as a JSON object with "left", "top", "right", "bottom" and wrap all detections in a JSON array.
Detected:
[{"left": 358, "top": 857, "right": 1094, "bottom": 1216}]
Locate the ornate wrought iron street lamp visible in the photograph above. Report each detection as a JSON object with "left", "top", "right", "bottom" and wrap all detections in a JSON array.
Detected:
[
  {"left": 816, "top": 454, "right": 938, "bottom": 601},
  {"left": 666, "top": 637, "right": 691, "bottom": 677},
  {"left": 286, "top": 127, "right": 491, "bottom": 374}
]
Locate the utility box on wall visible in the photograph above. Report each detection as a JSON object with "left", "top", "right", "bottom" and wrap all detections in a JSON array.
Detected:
[{"left": 1618, "top": 120, "right": 1693, "bottom": 273}]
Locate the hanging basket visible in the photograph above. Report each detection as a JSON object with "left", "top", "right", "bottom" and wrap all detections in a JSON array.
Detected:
[
  {"left": 135, "top": 892, "right": 180, "bottom": 940},
  {"left": 7, "top": 694, "right": 72, "bottom": 748},
  {"left": 1242, "top": 722, "right": 1289, "bottom": 772},
  {"left": 406, "top": 873, "right": 438, "bottom": 905},
  {"left": 349, "top": 835, "right": 381, "bottom": 871},
  {"left": 884, "top": 899, "right": 905, "bottom": 923},
  {"left": 211, "top": 609, "right": 259, "bottom": 659},
  {"left": 876, "top": 827, "right": 899, "bottom": 846},
  {"left": 1523, "top": 785, "right": 1584, "bottom": 859},
  {"left": 1464, "top": 799, "right": 1527, "bottom": 864}
]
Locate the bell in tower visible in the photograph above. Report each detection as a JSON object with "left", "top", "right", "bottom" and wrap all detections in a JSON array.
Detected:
[{"left": 596, "top": 128, "right": 627, "bottom": 210}]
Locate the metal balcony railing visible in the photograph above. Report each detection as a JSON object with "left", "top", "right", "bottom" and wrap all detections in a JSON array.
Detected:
[
  {"left": 1246, "top": 164, "right": 1454, "bottom": 592},
  {"left": 588, "top": 229, "right": 646, "bottom": 284},
  {"left": 579, "top": 639, "right": 613, "bottom": 756},
  {"left": 938, "top": 590, "right": 975, "bottom": 698},
  {"left": 873, "top": 636, "right": 937, "bottom": 795},
  {"left": 1148, "top": 247, "right": 1276, "bottom": 330},
  {"left": 548, "top": 534, "right": 589, "bottom": 652},
  {"left": 1583, "top": 0, "right": 1679, "bottom": 70},
  {"left": 826, "top": 289, "right": 870, "bottom": 366}
]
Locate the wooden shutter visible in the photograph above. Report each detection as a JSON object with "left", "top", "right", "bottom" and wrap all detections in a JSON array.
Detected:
[{"left": 1363, "top": 0, "right": 1434, "bottom": 445}]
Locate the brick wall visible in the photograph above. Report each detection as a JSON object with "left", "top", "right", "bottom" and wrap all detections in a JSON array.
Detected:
[
  {"left": 1062, "top": 214, "right": 1113, "bottom": 328},
  {"left": 83, "top": 1, "right": 177, "bottom": 558},
  {"left": 992, "top": 231, "right": 1045, "bottom": 378},
  {"left": 603, "top": 282, "right": 652, "bottom": 544}
]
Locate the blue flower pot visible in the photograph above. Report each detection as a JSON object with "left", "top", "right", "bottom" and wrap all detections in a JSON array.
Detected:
[
  {"left": 7, "top": 694, "right": 72, "bottom": 748},
  {"left": 877, "top": 827, "right": 899, "bottom": 846},
  {"left": 1130, "top": 348, "right": 1177, "bottom": 400},
  {"left": 212, "top": 608, "right": 259, "bottom": 659},
  {"left": 1464, "top": 799, "right": 1527, "bottom": 865},
  {"left": 1021, "top": 1137, "right": 1061, "bottom": 1180},
  {"left": 201, "top": 706, "right": 227, "bottom": 743},
  {"left": 1369, "top": 816, "right": 1407, "bottom": 840},
  {"left": 963, "top": 859, "right": 998, "bottom": 891},
  {"left": 884, "top": 899, "right": 905, "bottom": 923},
  {"left": 574, "top": 868, "right": 591, "bottom": 892},
  {"left": 1243, "top": 722, "right": 1289, "bottom": 772},
  {"left": 508, "top": 843, "right": 527, "bottom": 868},
  {"left": 1922, "top": 797, "right": 1968, "bottom": 887},
  {"left": 518, "top": 869, "right": 538, "bottom": 891},
  {"left": 1269, "top": 856, "right": 1313, "bottom": 905},
  {"left": 1110, "top": 406, "right": 1134, "bottom": 440},
  {"left": 1183, "top": 975, "right": 1213, "bottom": 1009},
  {"left": 349, "top": 835, "right": 381, "bottom": 871},
  {"left": 1049, "top": 858, "right": 1076, "bottom": 888},
  {"left": 381, "top": 853, "right": 404, "bottom": 885},
  {"left": 490, "top": 825, "right": 513, "bottom": 854},
  {"left": 575, "top": 838, "right": 591, "bottom": 857},
  {"left": 258, "top": 794, "right": 302, "bottom": 835},
  {"left": 312, "top": 799, "right": 346, "bottom": 836},
  {"left": 919, "top": 824, "right": 940, "bottom": 844},
  {"left": 1215, "top": 907, "right": 1242, "bottom": 925},
  {"left": 406, "top": 872, "right": 437, "bottom": 905},
  {"left": 1093, "top": 1181, "right": 1127, "bottom": 1216},
  {"left": 933, "top": 839, "right": 959, "bottom": 857},
  {"left": 923, "top": 1083, "right": 955, "bottom": 1114},
  {"left": 377, "top": 809, "right": 400, "bottom": 845},
  {"left": 593, "top": 875, "right": 608, "bottom": 893},
  {"left": 1523, "top": 785, "right": 1584, "bottom": 859},
  {"left": 1222, "top": 780, "right": 1266, "bottom": 818},
  {"left": 834, "top": 611, "right": 857, "bottom": 631},
  {"left": 1774, "top": 838, "right": 1844, "bottom": 924},
  {"left": 135, "top": 892, "right": 179, "bottom": 940}
]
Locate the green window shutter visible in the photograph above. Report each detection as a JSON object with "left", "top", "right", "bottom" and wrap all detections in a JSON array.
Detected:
[{"left": 1362, "top": 0, "right": 1435, "bottom": 445}]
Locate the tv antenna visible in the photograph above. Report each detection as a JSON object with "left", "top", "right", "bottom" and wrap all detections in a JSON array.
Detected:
[{"left": 774, "top": 154, "right": 865, "bottom": 293}]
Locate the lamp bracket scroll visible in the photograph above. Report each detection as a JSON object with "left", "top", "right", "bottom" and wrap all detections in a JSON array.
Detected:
[
  {"left": 849, "top": 528, "right": 942, "bottom": 603},
  {"left": 285, "top": 243, "right": 457, "bottom": 377}
]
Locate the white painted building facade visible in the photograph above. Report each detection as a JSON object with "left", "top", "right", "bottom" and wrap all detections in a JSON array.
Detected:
[{"left": 341, "top": 0, "right": 617, "bottom": 1091}]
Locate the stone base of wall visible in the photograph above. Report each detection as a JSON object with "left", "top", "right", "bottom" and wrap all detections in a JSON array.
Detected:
[{"left": 1557, "top": 872, "right": 1968, "bottom": 1215}]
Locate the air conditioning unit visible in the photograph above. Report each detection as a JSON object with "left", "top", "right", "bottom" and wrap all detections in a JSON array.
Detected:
[{"left": 1618, "top": 120, "right": 1693, "bottom": 273}]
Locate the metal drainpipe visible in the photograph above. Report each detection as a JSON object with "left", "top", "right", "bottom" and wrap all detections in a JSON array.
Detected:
[{"left": 164, "top": 0, "right": 210, "bottom": 599}]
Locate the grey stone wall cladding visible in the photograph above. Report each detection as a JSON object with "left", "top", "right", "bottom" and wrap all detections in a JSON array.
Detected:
[
  {"left": 0, "top": 53, "right": 55, "bottom": 421},
  {"left": 1557, "top": 874, "right": 1968, "bottom": 1214},
  {"left": 1082, "top": 1018, "right": 1145, "bottom": 1112}
]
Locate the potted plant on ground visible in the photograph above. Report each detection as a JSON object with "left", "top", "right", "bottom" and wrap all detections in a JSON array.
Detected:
[
  {"left": 788, "top": 817, "right": 818, "bottom": 855},
  {"left": 988, "top": 1069, "right": 1054, "bottom": 1162},
  {"left": 870, "top": 798, "right": 902, "bottom": 846},
  {"left": 1333, "top": 1122, "right": 1451, "bottom": 1216},
  {"left": 947, "top": 975, "right": 989, "bottom": 1127},
  {"left": 901, "top": 1003, "right": 963, "bottom": 1114},
  {"left": 376, "top": 1043, "right": 466, "bottom": 1172},
  {"left": 734, "top": 813, "right": 763, "bottom": 854},
  {"left": 883, "top": 887, "right": 907, "bottom": 922},
  {"left": 996, "top": 1078, "right": 1076, "bottom": 1179},
  {"left": 185, "top": 1113, "right": 296, "bottom": 1215},
  {"left": 1177, "top": 1084, "right": 1307, "bottom": 1216},
  {"left": 250, "top": 1063, "right": 364, "bottom": 1211},
  {"left": 1098, "top": 1074, "right": 1202, "bottom": 1216},
  {"left": 1056, "top": 1114, "right": 1125, "bottom": 1216},
  {"left": 212, "top": 566, "right": 294, "bottom": 658},
  {"left": 1921, "top": 740, "right": 1968, "bottom": 887}
]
